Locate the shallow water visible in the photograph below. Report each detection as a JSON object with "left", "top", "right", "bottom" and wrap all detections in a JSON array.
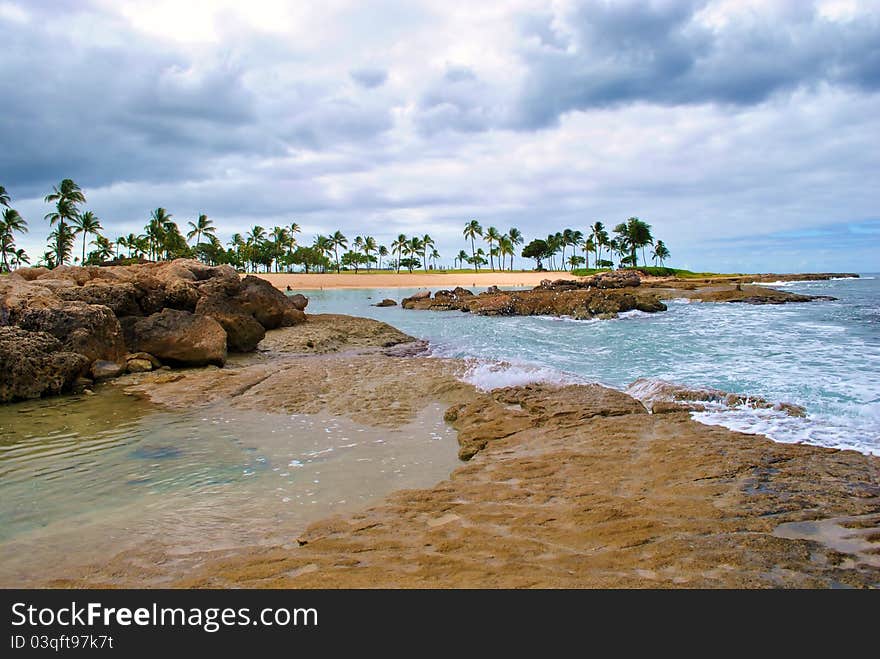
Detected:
[
  {"left": 0, "top": 387, "right": 457, "bottom": 585},
  {"left": 307, "top": 275, "right": 880, "bottom": 455}
]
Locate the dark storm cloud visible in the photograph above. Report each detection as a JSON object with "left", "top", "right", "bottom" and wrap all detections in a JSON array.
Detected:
[
  {"left": 0, "top": 4, "right": 394, "bottom": 196},
  {"left": 350, "top": 67, "right": 389, "bottom": 88},
  {"left": 512, "top": 0, "right": 880, "bottom": 129}
]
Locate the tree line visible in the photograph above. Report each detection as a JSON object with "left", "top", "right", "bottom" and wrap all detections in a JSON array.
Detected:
[{"left": 0, "top": 179, "right": 670, "bottom": 274}]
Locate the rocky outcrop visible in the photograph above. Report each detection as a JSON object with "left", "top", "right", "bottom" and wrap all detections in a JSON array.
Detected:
[
  {"left": 0, "top": 327, "right": 89, "bottom": 402},
  {"left": 1, "top": 259, "right": 311, "bottom": 402},
  {"left": 403, "top": 285, "right": 667, "bottom": 319},
  {"left": 373, "top": 299, "right": 398, "bottom": 307},
  {"left": 16, "top": 301, "right": 126, "bottom": 363},
  {"left": 194, "top": 294, "right": 266, "bottom": 352},
  {"left": 122, "top": 309, "right": 227, "bottom": 367},
  {"left": 688, "top": 286, "right": 835, "bottom": 305},
  {"left": 626, "top": 378, "right": 807, "bottom": 416}
]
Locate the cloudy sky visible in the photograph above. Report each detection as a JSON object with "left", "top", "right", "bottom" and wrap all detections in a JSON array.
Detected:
[{"left": 2, "top": 0, "right": 879, "bottom": 272}]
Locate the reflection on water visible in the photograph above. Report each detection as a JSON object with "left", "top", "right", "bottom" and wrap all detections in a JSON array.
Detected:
[{"left": 0, "top": 386, "right": 458, "bottom": 586}]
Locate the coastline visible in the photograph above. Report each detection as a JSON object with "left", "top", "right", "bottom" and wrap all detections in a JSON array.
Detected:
[
  {"left": 32, "top": 313, "right": 880, "bottom": 589},
  {"left": 250, "top": 271, "right": 577, "bottom": 290}
]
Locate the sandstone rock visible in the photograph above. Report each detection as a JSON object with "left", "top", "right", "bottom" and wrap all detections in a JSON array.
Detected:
[
  {"left": 289, "top": 294, "right": 309, "bottom": 311},
  {"left": 16, "top": 301, "right": 126, "bottom": 363},
  {"left": 0, "top": 326, "right": 89, "bottom": 402},
  {"left": 90, "top": 360, "right": 124, "bottom": 380},
  {"left": 125, "top": 352, "right": 161, "bottom": 368},
  {"left": 237, "top": 276, "right": 293, "bottom": 329},
  {"left": 56, "top": 281, "right": 142, "bottom": 316},
  {"left": 126, "top": 358, "right": 155, "bottom": 373},
  {"left": 9, "top": 266, "right": 50, "bottom": 281},
  {"left": 122, "top": 309, "right": 227, "bottom": 366},
  {"left": 373, "top": 299, "right": 397, "bottom": 307},
  {"left": 195, "top": 294, "right": 266, "bottom": 352}
]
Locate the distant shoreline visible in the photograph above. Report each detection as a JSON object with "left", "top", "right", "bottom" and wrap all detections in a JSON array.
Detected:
[
  {"left": 252, "top": 270, "right": 579, "bottom": 290},
  {"left": 250, "top": 270, "right": 859, "bottom": 291}
]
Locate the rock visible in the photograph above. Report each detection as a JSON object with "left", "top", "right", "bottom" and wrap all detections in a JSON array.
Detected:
[
  {"left": 56, "top": 281, "right": 142, "bottom": 316},
  {"left": 237, "top": 276, "right": 292, "bottom": 329},
  {"left": 590, "top": 271, "right": 641, "bottom": 289},
  {"left": 485, "top": 285, "right": 501, "bottom": 295},
  {"left": 16, "top": 300, "right": 126, "bottom": 363},
  {"left": 281, "top": 307, "right": 307, "bottom": 326},
  {"left": 289, "top": 294, "right": 309, "bottom": 311},
  {"left": 0, "top": 326, "right": 90, "bottom": 402},
  {"left": 122, "top": 309, "right": 227, "bottom": 366},
  {"left": 90, "top": 360, "right": 125, "bottom": 380},
  {"left": 126, "top": 358, "right": 155, "bottom": 373},
  {"left": 401, "top": 290, "right": 433, "bottom": 308},
  {"left": 126, "top": 352, "right": 162, "bottom": 368},
  {"left": 626, "top": 378, "right": 807, "bottom": 417},
  {"left": 195, "top": 294, "right": 266, "bottom": 352},
  {"left": 373, "top": 299, "right": 397, "bottom": 307},
  {"left": 9, "top": 266, "right": 51, "bottom": 281}
]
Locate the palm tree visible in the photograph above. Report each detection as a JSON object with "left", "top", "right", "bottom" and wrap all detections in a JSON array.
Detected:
[
  {"left": 617, "top": 217, "right": 653, "bottom": 267},
  {"left": 330, "top": 230, "right": 348, "bottom": 273},
  {"left": 313, "top": 235, "right": 333, "bottom": 272},
  {"left": 270, "top": 226, "right": 289, "bottom": 272},
  {"left": 546, "top": 233, "right": 563, "bottom": 270},
  {"left": 483, "top": 226, "right": 501, "bottom": 271},
  {"left": 583, "top": 236, "right": 595, "bottom": 269},
  {"left": 44, "top": 179, "right": 85, "bottom": 267},
  {"left": 406, "top": 236, "right": 424, "bottom": 272},
  {"left": 0, "top": 185, "right": 10, "bottom": 208},
  {"left": 186, "top": 213, "right": 215, "bottom": 247},
  {"left": 507, "top": 227, "right": 523, "bottom": 270},
  {"left": 352, "top": 235, "right": 365, "bottom": 254},
  {"left": 455, "top": 249, "right": 469, "bottom": 270},
  {"left": 1, "top": 208, "right": 27, "bottom": 272},
  {"left": 363, "top": 236, "right": 377, "bottom": 270},
  {"left": 463, "top": 220, "right": 483, "bottom": 272},
  {"left": 146, "top": 208, "right": 173, "bottom": 261},
  {"left": 591, "top": 222, "right": 607, "bottom": 267},
  {"left": 71, "top": 210, "right": 103, "bottom": 264},
  {"left": 561, "top": 228, "right": 575, "bottom": 268},
  {"left": 90, "top": 235, "right": 114, "bottom": 262},
  {"left": 430, "top": 247, "right": 440, "bottom": 269},
  {"left": 498, "top": 235, "right": 514, "bottom": 271},
  {"left": 391, "top": 234, "right": 407, "bottom": 273},
  {"left": 652, "top": 240, "right": 670, "bottom": 267},
  {"left": 419, "top": 234, "right": 434, "bottom": 271},
  {"left": 245, "top": 225, "right": 267, "bottom": 272},
  {"left": 377, "top": 245, "right": 388, "bottom": 270},
  {"left": 13, "top": 248, "right": 29, "bottom": 268}
]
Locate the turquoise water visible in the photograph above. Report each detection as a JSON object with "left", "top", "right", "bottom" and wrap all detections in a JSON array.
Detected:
[{"left": 306, "top": 276, "right": 880, "bottom": 455}]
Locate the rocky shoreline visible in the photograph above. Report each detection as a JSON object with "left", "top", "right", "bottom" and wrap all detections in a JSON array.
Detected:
[
  {"left": 27, "top": 312, "right": 879, "bottom": 589},
  {"left": 0, "top": 259, "right": 307, "bottom": 403},
  {"left": 399, "top": 271, "right": 846, "bottom": 319}
]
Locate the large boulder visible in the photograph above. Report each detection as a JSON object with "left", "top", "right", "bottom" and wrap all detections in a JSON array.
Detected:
[
  {"left": 195, "top": 295, "right": 266, "bottom": 352},
  {"left": 0, "top": 327, "right": 89, "bottom": 402},
  {"left": 56, "top": 281, "right": 142, "bottom": 316},
  {"left": 237, "top": 276, "right": 293, "bottom": 329},
  {"left": 122, "top": 309, "right": 227, "bottom": 366},
  {"left": 16, "top": 300, "right": 126, "bottom": 363}
]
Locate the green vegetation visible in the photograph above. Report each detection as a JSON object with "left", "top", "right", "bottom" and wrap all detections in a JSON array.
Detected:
[{"left": 0, "top": 179, "right": 676, "bottom": 274}]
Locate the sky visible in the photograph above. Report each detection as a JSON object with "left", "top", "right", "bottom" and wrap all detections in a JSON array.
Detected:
[{"left": 1, "top": 0, "right": 879, "bottom": 273}]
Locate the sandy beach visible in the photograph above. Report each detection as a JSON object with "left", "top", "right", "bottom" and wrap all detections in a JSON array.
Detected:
[{"left": 252, "top": 270, "right": 578, "bottom": 290}]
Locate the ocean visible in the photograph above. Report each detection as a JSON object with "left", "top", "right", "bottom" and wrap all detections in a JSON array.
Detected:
[{"left": 306, "top": 275, "right": 880, "bottom": 456}]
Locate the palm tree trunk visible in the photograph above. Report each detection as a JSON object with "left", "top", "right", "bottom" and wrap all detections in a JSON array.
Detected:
[
  {"left": 471, "top": 237, "right": 477, "bottom": 272},
  {"left": 82, "top": 232, "right": 87, "bottom": 264}
]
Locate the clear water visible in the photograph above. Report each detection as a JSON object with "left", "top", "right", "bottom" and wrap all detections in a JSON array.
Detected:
[
  {"left": 0, "top": 388, "right": 457, "bottom": 585},
  {"left": 307, "top": 276, "right": 880, "bottom": 456}
]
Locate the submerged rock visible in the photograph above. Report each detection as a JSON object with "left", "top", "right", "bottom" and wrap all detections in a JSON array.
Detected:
[{"left": 373, "top": 299, "right": 398, "bottom": 307}]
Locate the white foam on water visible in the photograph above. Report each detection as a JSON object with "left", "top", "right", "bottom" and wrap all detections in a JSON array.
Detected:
[
  {"left": 460, "top": 359, "right": 585, "bottom": 392},
  {"left": 692, "top": 405, "right": 880, "bottom": 457}
]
